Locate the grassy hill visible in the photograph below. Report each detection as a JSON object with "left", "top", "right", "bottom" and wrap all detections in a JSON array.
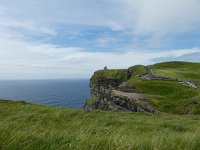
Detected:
[
  {"left": 91, "top": 61, "right": 200, "bottom": 114},
  {"left": 127, "top": 61, "right": 200, "bottom": 114},
  {"left": 150, "top": 61, "right": 200, "bottom": 81},
  {"left": 1, "top": 99, "right": 200, "bottom": 150}
]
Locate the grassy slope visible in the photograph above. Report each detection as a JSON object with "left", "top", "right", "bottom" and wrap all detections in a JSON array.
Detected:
[
  {"left": 128, "top": 65, "right": 147, "bottom": 77},
  {"left": 151, "top": 61, "right": 200, "bottom": 88},
  {"left": 91, "top": 62, "right": 200, "bottom": 114},
  {"left": 150, "top": 61, "right": 200, "bottom": 81},
  {"left": 1, "top": 100, "right": 200, "bottom": 150},
  {"left": 127, "top": 78, "right": 200, "bottom": 114},
  {"left": 126, "top": 62, "right": 200, "bottom": 114}
]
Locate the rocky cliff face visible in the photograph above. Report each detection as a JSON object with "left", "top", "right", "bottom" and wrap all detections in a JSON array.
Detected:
[
  {"left": 84, "top": 68, "right": 159, "bottom": 114},
  {"left": 84, "top": 62, "right": 200, "bottom": 115}
]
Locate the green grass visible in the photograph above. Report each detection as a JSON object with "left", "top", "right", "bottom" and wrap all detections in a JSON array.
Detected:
[
  {"left": 1, "top": 61, "right": 200, "bottom": 149},
  {"left": 89, "top": 61, "right": 200, "bottom": 114},
  {"left": 128, "top": 65, "right": 147, "bottom": 77},
  {"left": 150, "top": 61, "right": 200, "bottom": 81},
  {"left": 1, "top": 100, "right": 200, "bottom": 150},
  {"left": 124, "top": 61, "right": 200, "bottom": 114},
  {"left": 127, "top": 78, "right": 200, "bottom": 114},
  {"left": 90, "top": 69, "right": 128, "bottom": 86},
  {"left": 92, "top": 69, "right": 127, "bottom": 80},
  {"left": 86, "top": 98, "right": 97, "bottom": 105}
]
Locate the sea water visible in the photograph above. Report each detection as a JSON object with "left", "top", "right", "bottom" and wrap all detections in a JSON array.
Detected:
[{"left": 0, "top": 79, "right": 89, "bottom": 108}]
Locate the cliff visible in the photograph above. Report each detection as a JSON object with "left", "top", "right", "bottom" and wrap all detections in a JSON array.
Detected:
[
  {"left": 84, "top": 66, "right": 159, "bottom": 114},
  {"left": 84, "top": 61, "right": 200, "bottom": 114}
]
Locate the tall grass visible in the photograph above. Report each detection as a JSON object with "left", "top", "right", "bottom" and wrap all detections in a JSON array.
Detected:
[{"left": 1, "top": 100, "right": 200, "bottom": 150}]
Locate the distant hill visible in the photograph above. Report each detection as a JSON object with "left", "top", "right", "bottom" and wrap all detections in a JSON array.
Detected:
[{"left": 85, "top": 61, "right": 200, "bottom": 114}]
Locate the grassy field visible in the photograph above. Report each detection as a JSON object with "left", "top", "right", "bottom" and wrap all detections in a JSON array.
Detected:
[
  {"left": 127, "top": 78, "right": 200, "bottom": 114},
  {"left": 150, "top": 61, "right": 200, "bottom": 81},
  {"left": 1, "top": 100, "right": 200, "bottom": 150},
  {"left": 125, "top": 61, "right": 200, "bottom": 114}
]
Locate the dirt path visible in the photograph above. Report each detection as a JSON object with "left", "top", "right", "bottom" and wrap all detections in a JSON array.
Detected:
[{"left": 112, "top": 90, "right": 147, "bottom": 100}]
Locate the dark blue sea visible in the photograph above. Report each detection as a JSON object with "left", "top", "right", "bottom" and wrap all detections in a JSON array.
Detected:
[{"left": 0, "top": 79, "right": 89, "bottom": 108}]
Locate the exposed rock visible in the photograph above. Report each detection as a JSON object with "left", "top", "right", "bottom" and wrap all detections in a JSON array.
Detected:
[
  {"left": 118, "top": 82, "right": 135, "bottom": 92},
  {"left": 84, "top": 63, "right": 198, "bottom": 114},
  {"left": 178, "top": 81, "right": 198, "bottom": 89},
  {"left": 111, "top": 90, "right": 159, "bottom": 114},
  {"left": 192, "top": 100, "right": 199, "bottom": 105},
  {"left": 84, "top": 70, "right": 159, "bottom": 114}
]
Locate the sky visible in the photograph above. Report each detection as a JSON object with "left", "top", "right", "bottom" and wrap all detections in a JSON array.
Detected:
[{"left": 0, "top": 0, "right": 200, "bottom": 79}]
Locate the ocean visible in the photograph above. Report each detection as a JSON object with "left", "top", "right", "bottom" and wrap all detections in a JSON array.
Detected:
[{"left": 0, "top": 79, "right": 89, "bottom": 108}]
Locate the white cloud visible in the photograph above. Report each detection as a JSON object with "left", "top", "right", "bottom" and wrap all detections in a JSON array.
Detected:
[
  {"left": 117, "top": 0, "right": 200, "bottom": 38},
  {"left": 0, "top": 0, "right": 199, "bottom": 79},
  {"left": 0, "top": 6, "right": 56, "bottom": 38},
  {"left": 1, "top": 0, "right": 200, "bottom": 38},
  {"left": 0, "top": 31, "right": 199, "bottom": 79},
  {"left": 0, "top": 19, "right": 55, "bottom": 35}
]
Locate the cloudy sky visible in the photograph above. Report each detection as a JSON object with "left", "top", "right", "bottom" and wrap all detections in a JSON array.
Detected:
[{"left": 0, "top": 0, "right": 200, "bottom": 79}]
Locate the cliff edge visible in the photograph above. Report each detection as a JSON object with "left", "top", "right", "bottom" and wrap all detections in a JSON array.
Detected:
[{"left": 84, "top": 61, "right": 200, "bottom": 114}]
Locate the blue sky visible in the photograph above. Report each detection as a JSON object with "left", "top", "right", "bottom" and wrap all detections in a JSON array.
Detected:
[{"left": 0, "top": 0, "right": 200, "bottom": 79}]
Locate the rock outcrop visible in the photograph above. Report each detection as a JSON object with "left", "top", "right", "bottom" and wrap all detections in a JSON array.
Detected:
[
  {"left": 84, "top": 62, "right": 199, "bottom": 115},
  {"left": 84, "top": 68, "right": 159, "bottom": 114}
]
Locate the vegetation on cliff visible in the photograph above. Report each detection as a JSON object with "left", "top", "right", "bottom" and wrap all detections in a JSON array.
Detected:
[
  {"left": 90, "top": 69, "right": 128, "bottom": 85},
  {"left": 127, "top": 78, "right": 200, "bottom": 114},
  {"left": 86, "top": 61, "right": 200, "bottom": 114},
  {"left": 1, "top": 99, "right": 200, "bottom": 150}
]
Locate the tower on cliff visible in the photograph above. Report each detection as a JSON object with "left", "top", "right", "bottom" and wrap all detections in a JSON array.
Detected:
[{"left": 104, "top": 66, "right": 108, "bottom": 70}]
